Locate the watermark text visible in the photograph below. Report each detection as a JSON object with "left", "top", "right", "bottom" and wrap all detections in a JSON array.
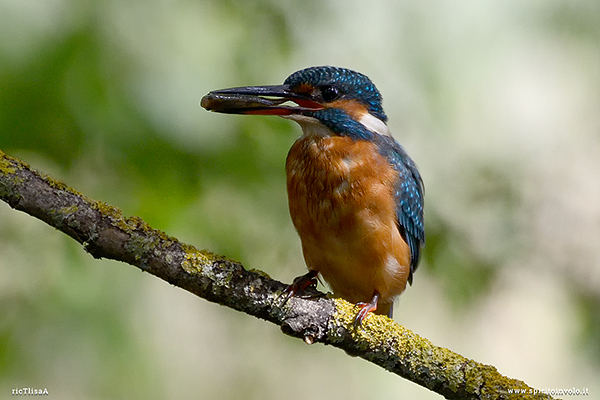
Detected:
[
  {"left": 508, "top": 387, "right": 589, "bottom": 396},
  {"left": 12, "top": 388, "right": 48, "bottom": 396}
]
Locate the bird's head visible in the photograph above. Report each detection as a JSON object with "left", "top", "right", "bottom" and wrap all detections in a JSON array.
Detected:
[{"left": 201, "top": 66, "right": 390, "bottom": 139}]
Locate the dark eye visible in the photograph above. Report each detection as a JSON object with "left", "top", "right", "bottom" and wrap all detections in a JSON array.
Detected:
[{"left": 321, "top": 85, "right": 340, "bottom": 102}]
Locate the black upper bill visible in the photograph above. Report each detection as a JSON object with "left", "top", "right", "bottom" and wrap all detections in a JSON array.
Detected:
[{"left": 200, "top": 85, "right": 323, "bottom": 115}]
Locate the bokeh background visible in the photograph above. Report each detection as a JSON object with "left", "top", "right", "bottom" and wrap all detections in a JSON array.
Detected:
[{"left": 1, "top": 0, "right": 599, "bottom": 399}]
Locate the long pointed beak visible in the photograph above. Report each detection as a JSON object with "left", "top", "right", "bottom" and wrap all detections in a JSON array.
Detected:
[{"left": 200, "top": 84, "right": 323, "bottom": 115}]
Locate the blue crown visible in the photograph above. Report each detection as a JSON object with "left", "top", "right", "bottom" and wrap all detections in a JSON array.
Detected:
[{"left": 284, "top": 66, "right": 387, "bottom": 122}]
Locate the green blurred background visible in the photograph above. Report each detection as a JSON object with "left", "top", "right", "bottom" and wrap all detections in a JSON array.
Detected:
[{"left": 1, "top": 0, "right": 599, "bottom": 399}]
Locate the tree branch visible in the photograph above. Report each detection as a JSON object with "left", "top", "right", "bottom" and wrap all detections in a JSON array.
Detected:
[{"left": 0, "top": 149, "right": 552, "bottom": 400}]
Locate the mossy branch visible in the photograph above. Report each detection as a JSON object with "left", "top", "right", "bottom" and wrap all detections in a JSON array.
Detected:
[{"left": 0, "top": 148, "right": 553, "bottom": 400}]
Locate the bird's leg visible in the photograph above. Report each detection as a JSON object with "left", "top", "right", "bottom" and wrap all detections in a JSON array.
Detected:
[
  {"left": 353, "top": 292, "right": 380, "bottom": 328},
  {"left": 280, "top": 270, "right": 319, "bottom": 304}
]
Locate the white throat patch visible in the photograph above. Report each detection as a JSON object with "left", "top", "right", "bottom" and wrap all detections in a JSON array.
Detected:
[
  {"left": 282, "top": 114, "right": 334, "bottom": 137},
  {"left": 358, "top": 113, "right": 392, "bottom": 137}
]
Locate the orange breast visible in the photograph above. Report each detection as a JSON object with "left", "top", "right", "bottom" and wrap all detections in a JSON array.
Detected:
[{"left": 285, "top": 135, "right": 411, "bottom": 314}]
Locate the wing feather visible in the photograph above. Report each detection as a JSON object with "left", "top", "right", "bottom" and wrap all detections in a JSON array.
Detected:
[{"left": 375, "top": 135, "right": 425, "bottom": 284}]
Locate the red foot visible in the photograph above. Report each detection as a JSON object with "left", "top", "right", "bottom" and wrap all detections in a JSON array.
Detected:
[
  {"left": 354, "top": 292, "right": 380, "bottom": 328},
  {"left": 281, "top": 270, "right": 319, "bottom": 304}
]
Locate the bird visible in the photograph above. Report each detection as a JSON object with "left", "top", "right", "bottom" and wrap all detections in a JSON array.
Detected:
[{"left": 201, "top": 66, "right": 424, "bottom": 326}]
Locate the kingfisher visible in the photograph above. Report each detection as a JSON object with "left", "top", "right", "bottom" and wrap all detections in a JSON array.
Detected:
[{"left": 201, "top": 66, "right": 424, "bottom": 326}]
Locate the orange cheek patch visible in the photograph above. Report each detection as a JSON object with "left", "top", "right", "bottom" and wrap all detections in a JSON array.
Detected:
[
  {"left": 326, "top": 99, "right": 369, "bottom": 121},
  {"left": 295, "top": 83, "right": 315, "bottom": 95}
]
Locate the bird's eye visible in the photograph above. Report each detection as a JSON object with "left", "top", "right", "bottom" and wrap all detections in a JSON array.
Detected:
[{"left": 321, "top": 85, "right": 340, "bottom": 102}]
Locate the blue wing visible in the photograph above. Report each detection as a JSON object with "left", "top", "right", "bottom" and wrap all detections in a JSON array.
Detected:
[{"left": 375, "top": 135, "right": 425, "bottom": 285}]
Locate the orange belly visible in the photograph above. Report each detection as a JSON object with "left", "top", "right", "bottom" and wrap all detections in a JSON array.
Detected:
[{"left": 286, "top": 135, "right": 411, "bottom": 315}]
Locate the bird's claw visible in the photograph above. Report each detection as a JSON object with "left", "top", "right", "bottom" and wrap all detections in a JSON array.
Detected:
[
  {"left": 353, "top": 292, "right": 380, "bottom": 329},
  {"left": 280, "top": 270, "right": 319, "bottom": 305}
]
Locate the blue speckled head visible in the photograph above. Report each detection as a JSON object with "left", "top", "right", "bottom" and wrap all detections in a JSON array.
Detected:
[{"left": 284, "top": 66, "right": 387, "bottom": 122}]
